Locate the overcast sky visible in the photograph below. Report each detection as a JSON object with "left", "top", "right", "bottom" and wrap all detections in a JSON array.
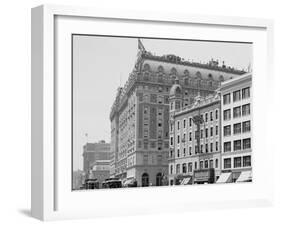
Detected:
[{"left": 72, "top": 35, "right": 252, "bottom": 171}]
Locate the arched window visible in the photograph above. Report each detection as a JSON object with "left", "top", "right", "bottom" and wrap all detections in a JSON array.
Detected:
[
  {"left": 208, "top": 73, "right": 213, "bottom": 80},
  {"left": 143, "top": 63, "right": 151, "bottom": 72},
  {"left": 142, "top": 173, "right": 149, "bottom": 187},
  {"left": 196, "top": 71, "right": 202, "bottom": 79},
  {"left": 157, "top": 65, "right": 164, "bottom": 73},
  {"left": 175, "top": 86, "right": 181, "bottom": 95},
  {"left": 183, "top": 69, "right": 190, "bottom": 77},
  {"left": 219, "top": 75, "right": 224, "bottom": 82},
  {"left": 170, "top": 67, "right": 177, "bottom": 75},
  {"left": 156, "top": 173, "right": 162, "bottom": 186}
]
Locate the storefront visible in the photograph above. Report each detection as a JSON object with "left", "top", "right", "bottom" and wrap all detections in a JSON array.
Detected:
[{"left": 193, "top": 168, "right": 215, "bottom": 184}]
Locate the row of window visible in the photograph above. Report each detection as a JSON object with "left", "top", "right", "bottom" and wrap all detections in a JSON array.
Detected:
[
  {"left": 223, "top": 121, "right": 251, "bottom": 136},
  {"left": 223, "top": 155, "right": 251, "bottom": 169},
  {"left": 171, "top": 126, "right": 219, "bottom": 146},
  {"left": 223, "top": 138, "right": 251, "bottom": 152},
  {"left": 171, "top": 158, "right": 219, "bottom": 174},
  {"left": 223, "top": 87, "right": 250, "bottom": 105},
  {"left": 174, "top": 141, "right": 219, "bottom": 158},
  {"left": 176, "top": 110, "right": 219, "bottom": 130},
  {"left": 223, "top": 104, "right": 250, "bottom": 121}
]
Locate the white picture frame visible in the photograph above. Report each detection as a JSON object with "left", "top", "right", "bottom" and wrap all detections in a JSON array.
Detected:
[{"left": 31, "top": 4, "right": 274, "bottom": 221}]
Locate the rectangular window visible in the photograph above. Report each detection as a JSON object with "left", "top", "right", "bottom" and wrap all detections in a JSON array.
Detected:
[
  {"left": 242, "top": 121, "right": 251, "bottom": 133},
  {"left": 243, "top": 138, "right": 251, "bottom": 150},
  {"left": 233, "top": 90, "right": 241, "bottom": 102},
  {"left": 189, "top": 118, "right": 192, "bottom": 127},
  {"left": 224, "top": 125, "right": 231, "bottom": 136},
  {"left": 177, "top": 121, "right": 180, "bottom": 130},
  {"left": 215, "top": 159, "right": 218, "bottom": 168},
  {"left": 205, "top": 113, "right": 208, "bottom": 122},
  {"left": 210, "top": 143, "right": 213, "bottom": 152},
  {"left": 210, "top": 159, "right": 214, "bottom": 168},
  {"left": 188, "top": 163, "right": 192, "bottom": 172},
  {"left": 216, "top": 142, "right": 218, "bottom": 151},
  {"left": 242, "top": 87, "right": 250, "bottom": 99},
  {"left": 210, "top": 127, "right": 213, "bottom": 136},
  {"left": 195, "top": 162, "right": 197, "bottom": 170},
  {"left": 215, "top": 109, "right": 218, "bottom": 120},
  {"left": 216, "top": 126, "right": 218, "bottom": 135},
  {"left": 200, "top": 145, "right": 203, "bottom": 153},
  {"left": 204, "top": 160, "right": 208, "bottom": 168},
  {"left": 210, "top": 112, "right": 213, "bottom": 121},
  {"left": 205, "top": 128, "right": 208, "bottom": 138},
  {"left": 233, "top": 106, "right": 241, "bottom": 118},
  {"left": 234, "top": 157, "right": 242, "bottom": 168},
  {"left": 189, "top": 132, "right": 192, "bottom": 141},
  {"left": 243, "top": 155, "right": 251, "bottom": 167},
  {"left": 170, "top": 137, "right": 173, "bottom": 146},
  {"left": 234, "top": 140, "right": 242, "bottom": 151},
  {"left": 224, "top": 158, "right": 231, "bottom": 169},
  {"left": 242, "top": 104, "right": 251, "bottom": 116},
  {"left": 233, "top": 123, "right": 241, "bottom": 134},
  {"left": 183, "top": 119, "right": 186, "bottom": 128},
  {"left": 223, "top": 109, "right": 231, "bottom": 121},
  {"left": 223, "top": 93, "right": 231, "bottom": 105},
  {"left": 177, "top": 135, "right": 180, "bottom": 144},
  {"left": 183, "top": 133, "right": 186, "bottom": 143},
  {"left": 182, "top": 164, "right": 187, "bottom": 173},
  {"left": 176, "top": 164, "right": 180, "bottom": 174},
  {"left": 205, "top": 144, "right": 208, "bottom": 153},
  {"left": 200, "top": 129, "right": 203, "bottom": 139},
  {"left": 200, "top": 161, "right": 204, "bottom": 169},
  {"left": 224, "top": 142, "right": 231, "bottom": 152}
]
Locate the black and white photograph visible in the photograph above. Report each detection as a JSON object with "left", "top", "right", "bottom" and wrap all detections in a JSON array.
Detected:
[{"left": 72, "top": 35, "right": 253, "bottom": 190}]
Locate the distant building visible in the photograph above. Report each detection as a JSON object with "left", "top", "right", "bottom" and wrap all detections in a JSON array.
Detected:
[
  {"left": 89, "top": 160, "right": 110, "bottom": 185},
  {"left": 83, "top": 140, "right": 110, "bottom": 175},
  {"left": 168, "top": 79, "right": 222, "bottom": 185},
  {"left": 109, "top": 39, "right": 246, "bottom": 186},
  {"left": 217, "top": 73, "right": 252, "bottom": 183}
]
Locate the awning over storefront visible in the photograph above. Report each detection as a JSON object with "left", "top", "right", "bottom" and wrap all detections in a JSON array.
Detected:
[
  {"left": 180, "top": 177, "right": 191, "bottom": 185},
  {"left": 216, "top": 172, "right": 232, "bottom": 183},
  {"left": 236, "top": 171, "right": 252, "bottom": 182}
]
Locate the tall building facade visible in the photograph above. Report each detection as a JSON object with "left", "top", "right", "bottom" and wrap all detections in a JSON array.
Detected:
[
  {"left": 82, "top": 140, "right": 110, "bottom": 174},
  {"left": 109, "top": 40, "right": 246, "bottom": 186},
  {"left": 169, "top": 86, "right": 222, "bottom": 185},
  {"left": 217, "top": 73, "right": 252, "bottom": 183}
]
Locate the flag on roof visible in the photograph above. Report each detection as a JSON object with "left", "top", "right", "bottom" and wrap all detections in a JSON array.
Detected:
[{"left": 138, "top": 38, "right": 146, "bottom": 52}]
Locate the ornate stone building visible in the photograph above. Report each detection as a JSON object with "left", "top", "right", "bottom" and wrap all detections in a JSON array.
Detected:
[
  {"left": 109, "top": 39, "right": 246, "bottom": 186},
  {"left": 169, "top": 86, "right": 221, "bottom": 185}
]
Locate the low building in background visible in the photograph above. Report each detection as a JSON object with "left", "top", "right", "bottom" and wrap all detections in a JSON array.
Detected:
[
  {"left": 82, "top": 140, "right": 110, "bottom": 176},
  {"left": 168, "top": 79, "right": 222, "bottom": 185},
  {"left": 217, "top": 73, "right": 252, "bottom": 183},
  {"left": 89, "top": 160, "right": 110, "bottom": 186}
]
